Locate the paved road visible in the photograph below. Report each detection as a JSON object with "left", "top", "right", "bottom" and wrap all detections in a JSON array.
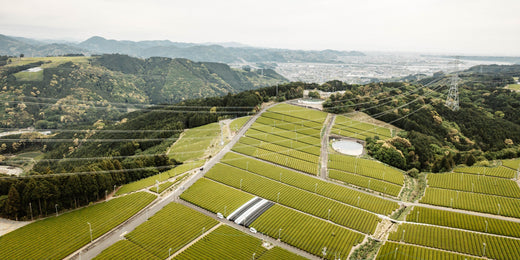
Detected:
[
  {"left": 68, "top": 104, "right": 276, "bottom": 260},
  {"left": 320, "top": 114, "right": 335, "bottom": 179}
]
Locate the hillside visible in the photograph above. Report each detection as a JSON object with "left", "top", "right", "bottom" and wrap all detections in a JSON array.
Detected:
[
  {"left": 0, "top": 54, "right": 286, "bottom": 128},
  {"left": 1, "top": 79, "right": 520, "bottom": 259},
  {"left": 323, "top": 65, "right": 520, "bottom": 172}
]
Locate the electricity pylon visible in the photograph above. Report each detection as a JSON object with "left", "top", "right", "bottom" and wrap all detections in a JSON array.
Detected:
[{"left": 445, "top": 58, "right": 461, "bottom": 111}]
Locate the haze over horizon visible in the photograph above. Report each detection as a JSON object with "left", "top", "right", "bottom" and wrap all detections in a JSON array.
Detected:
[{"left": 1, "top": 0, "right": 519, "bottom": 56}]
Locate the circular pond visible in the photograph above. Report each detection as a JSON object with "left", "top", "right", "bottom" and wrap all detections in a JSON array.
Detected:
[{"left": 332, "top": 140, "right": 364, "bottom": 156}]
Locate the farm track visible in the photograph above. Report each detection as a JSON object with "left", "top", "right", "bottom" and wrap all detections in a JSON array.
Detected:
[{"left": 320, "top": 114, "right": 335, "bottom": 179}]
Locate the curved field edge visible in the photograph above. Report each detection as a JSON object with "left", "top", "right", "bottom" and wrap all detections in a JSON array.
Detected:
[{"left": 0, "top": 192, "right": 156, "bottom": 259}]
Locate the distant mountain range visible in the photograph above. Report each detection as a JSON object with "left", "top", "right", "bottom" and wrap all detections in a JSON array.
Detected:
[{"left": 0, "top": 34, "right": 365, "bottom": 63}]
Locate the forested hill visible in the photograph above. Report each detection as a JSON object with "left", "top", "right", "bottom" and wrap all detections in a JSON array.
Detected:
[
  {"left": 322, "top": 65, "right": 520, "bottom": 173},
  {"left": 0, "top": 54, "right": 287, "bottom": 128}
]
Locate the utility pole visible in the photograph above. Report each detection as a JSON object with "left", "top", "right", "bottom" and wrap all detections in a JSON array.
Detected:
[
  {"left": 29, "top": 203, "right": 33, "bottom": 220},
  {"left": 87, "top": 222, "right": 93, "bottom": 242}
]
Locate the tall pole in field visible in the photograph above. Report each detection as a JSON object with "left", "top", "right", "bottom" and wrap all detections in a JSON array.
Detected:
[
  {"left": 55, "top": 204, "right": 58, "bottom": 217},
  {"left": 328, "top": 209, "right": 331, "bottom": 221},
  {"left": 279, "top": 172, "right": 282, "bottom": 181},
  {"left": 401, "top": 229, "right": 405, "bottom": 242},
  {"left": 246, "top": 162, "right": 249, "bottom": 171},
  {"left": 278, "top": 228, "right": 282, "bottom": 240},
  {"left": 355, "top": 157, "right": 358, "bottom": 173},
  {"left": 240, "top": 179, "right": 243, "bottom": 189},
  {"left": 485, "top": 220, "right": 488, "bottom": 233},
  {"left": 169, "top": 248, "right": 172, "bottom": 257},
  {"left": 482, "top": 242, "right": 486, "bottom": 257},
  {"left": 277, "top": 192, "right": 280, "bottom": 203},
  {"left": 416, "top": 211, "right": 420, "bottom": 221},
  {"left": 357, "top": 196, "right": 360, "bottom": 207},
  {"left": 224, "top": 206, "right": 227, "bottom": 216},
  {"left": 29, "top": 203, "right": 33, "bottom": 221},
  {"left": 315, "top": 183, "right": 318, "bottom": 193},
  {"left": 87, "top": 222, "right": 93, "bottom": 242},
  {"left": 105, "top": 190, "right": 108, "bottom": 201},
  {"left": 498, "top": 203, "right": 501, "bottom": 215}
]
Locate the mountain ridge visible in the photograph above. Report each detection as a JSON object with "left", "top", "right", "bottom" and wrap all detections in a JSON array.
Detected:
[{"left": 0, "top": 34, "right": 365, "bottom": 63}]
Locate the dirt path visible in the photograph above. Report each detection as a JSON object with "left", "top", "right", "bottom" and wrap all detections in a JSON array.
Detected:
[
  {"left": 0, "top": 218, "right": 32, "bottom": 236},
  {"left": 320, "top": 114, "right": 335, "bottom": 179}
]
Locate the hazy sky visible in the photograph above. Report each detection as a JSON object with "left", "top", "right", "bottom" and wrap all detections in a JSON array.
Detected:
[{"left": 1, "top": 0, "right": 519, "bottom": 55}]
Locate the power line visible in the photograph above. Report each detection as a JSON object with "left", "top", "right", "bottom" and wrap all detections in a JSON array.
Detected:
[{"left": 0, "top": 94, "right": 257, "bottom": 109}]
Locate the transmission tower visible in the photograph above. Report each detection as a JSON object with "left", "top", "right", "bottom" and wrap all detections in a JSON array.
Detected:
[{"left": 445, "top": 58, "right": 461, "bottom": 111}]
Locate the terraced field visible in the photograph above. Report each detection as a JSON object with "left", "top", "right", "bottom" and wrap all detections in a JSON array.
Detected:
[
  {"left": 221, "top": 152, "right": 399, "bottom": 215},
  {"left": 453, "top": 166, "right": 516, "bottom": 179},
  {"left": 328, "top": 154, "right": 404, "bottom": 185},
  {"left": 206, "top": 163, "right": 381, "bottom": 234},
  {"left": 388, "top": 223, "right": 520, "bottom": 259},
  {"left": 245, "top": 127, "right": 321, "bottom": 155},
  {"left": 427, "top": 172, "right": 520, "bottom": 198},
  {"left": 329, "top": 169, "right": 402, "bottom": 196},
  {"left": 332, "top": 115, "right": 392, "bottom": 140},
  {"left": 407, "top": 206, "right": 520, "bottom": 238},
  {"left": 173, "top": 225, "right": 267, "bottom": 259},
  {"left": 94, "top": 240, "right": 160, "bottom": 260},
  {"left": 168, "top": 122, "right": 221, "bottom": 162},
  {"left": 267, "top": 103, "right": 328, "bottom": 123},
  {"left": 233, "top": 141, "right": 319, "bottom": 175},
  {"left": 116, "top": 161, "right": 203, "bottom": 195},
  {"left": 0, "top": 192, "right": 156, "bottom": 259},
  {"left": 502, "top": 158, "right": 520, "bottom": 171},
  {"left": 252, "top": 204, "right": 364, "bottom": 260},
  {"left": 420, "top": 187, "right": 520, "bottom": 218},
  {"left": 377, "top": 241, "right": 480, "bottom": 260},
  {"left": 124, "top": 203, "right": 218, "bottom": 259},
  {"left": 95, "top": 203, "right": 218, "bottom": 259},
  {"left": 180, "top": 178, "right": 254, "bottom": 217}
]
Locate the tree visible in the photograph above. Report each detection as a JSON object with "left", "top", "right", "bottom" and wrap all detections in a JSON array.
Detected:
[
  {"left": 5, "top": 185, "right": 21, "bottom": 220},
  {"left": 308, "top": 91, "right": 321, "bottom": 99},
  {"left": 466, "top": 154, "right": 477, "bottom": 166},
  {"left": 19, "top": 53, "right": 24, "bottom": 59}
]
